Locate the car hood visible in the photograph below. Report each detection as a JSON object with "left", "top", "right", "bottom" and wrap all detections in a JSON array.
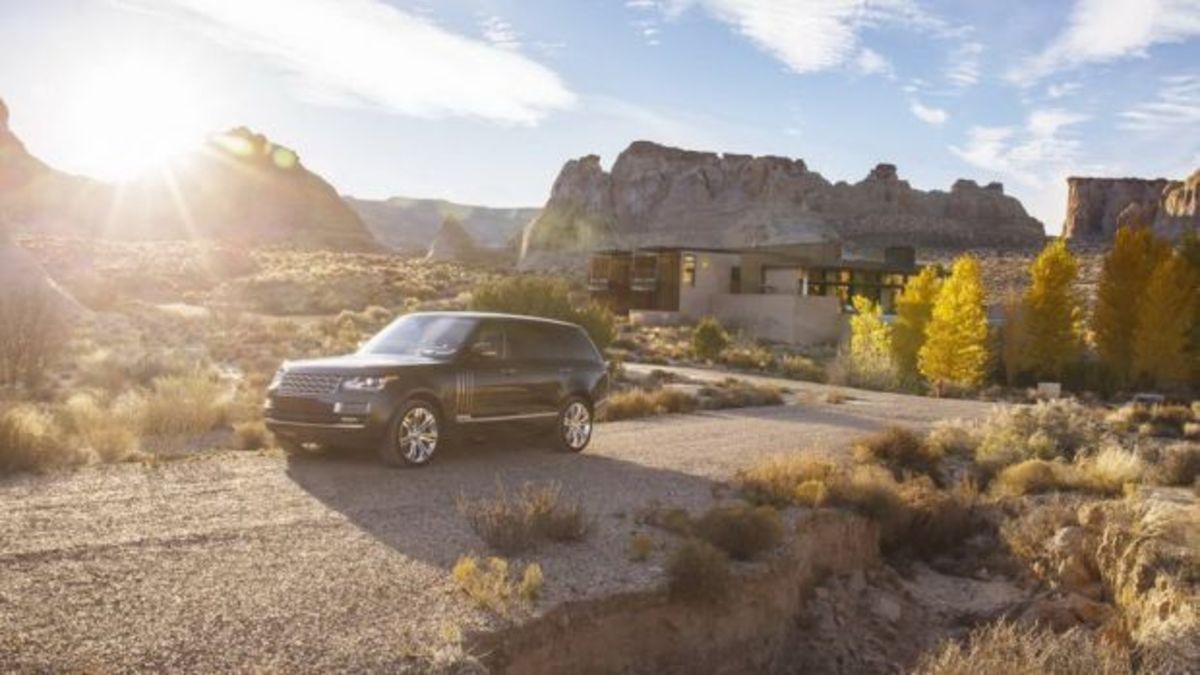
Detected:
[{"left": 284, "top": 353, "right": 446, "bottom": 373}]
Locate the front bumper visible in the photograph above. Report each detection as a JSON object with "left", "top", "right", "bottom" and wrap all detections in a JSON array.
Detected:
[{"left": 264, "top": 391, "right": 395, "bottom": 448}]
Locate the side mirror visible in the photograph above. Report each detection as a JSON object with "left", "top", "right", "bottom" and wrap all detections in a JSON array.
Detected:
[{"left": 470, "top": 340, "right": 499, "bottom": 360}]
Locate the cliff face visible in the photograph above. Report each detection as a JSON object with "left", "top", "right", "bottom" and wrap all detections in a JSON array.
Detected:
[
  {"left": 0, "top": 100, "right": 377, "bottom": 250},
  {"left": 1063, "top": 173, "right": 1200, "bottom": 241},
  {"left": 347, "top": 195, "right": 537, "bottom": 253},
  {"left": 519, "top": 141, "right": 1045, "bottom": 268}
]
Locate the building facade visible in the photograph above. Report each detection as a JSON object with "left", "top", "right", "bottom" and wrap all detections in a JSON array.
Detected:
[{"left": 588, "top": 242, "right": 922, "bottom": 346}]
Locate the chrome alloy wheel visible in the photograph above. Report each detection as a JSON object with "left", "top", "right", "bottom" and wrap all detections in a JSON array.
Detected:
[
  {"left": 562, "top": 401, "right": 592, "bottom": 451},
  {"left": 399, "top": 406, "right": 439, "bottom": 464}
]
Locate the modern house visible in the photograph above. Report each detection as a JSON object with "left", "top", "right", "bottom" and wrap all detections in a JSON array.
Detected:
[{"left": 588, "top": 242, "right": 922, "bottom": 346}]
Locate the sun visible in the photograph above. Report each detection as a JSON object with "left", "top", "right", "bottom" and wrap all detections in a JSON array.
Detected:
[{"left": 59, "top": 57, "right": 210, "bottom": 181}]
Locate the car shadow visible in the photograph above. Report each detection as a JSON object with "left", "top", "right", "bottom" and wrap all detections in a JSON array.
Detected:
[{"left": 284, "top": 427, "right": 724, "bottom": 570}]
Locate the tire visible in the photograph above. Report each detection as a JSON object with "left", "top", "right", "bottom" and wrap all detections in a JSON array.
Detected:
[
  {"left": 380, "top": 399, "right": 444, "bottom": 467},
  {"left": 554, "top": 396, "right": 593, "bottom": 453}
]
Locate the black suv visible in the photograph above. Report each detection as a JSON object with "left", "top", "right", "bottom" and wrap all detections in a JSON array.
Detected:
[{"left": 264, "top": 312, "right": 609, "bottom": 466}]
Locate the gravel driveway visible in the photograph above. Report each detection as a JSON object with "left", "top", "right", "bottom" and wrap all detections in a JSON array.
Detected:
[{"left": 0, "top": 377, "right": 998, "bottom": 672}]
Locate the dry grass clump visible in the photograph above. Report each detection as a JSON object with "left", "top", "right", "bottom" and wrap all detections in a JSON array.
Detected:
[
  {"left": 451, "top": 555, "right": 544, "bottom": 615},
  {"left": 852, "top": 425, "right": 941, "bottom": 481},
  {"left": 140, "top": 372, "right": 231, "bottom": 436},
  {"left": 1109, "top": 403, "right": 1196, "bottom": 438},
  {"left": 602, "top": 387, "right": 698, "bottom": 421},
  {"left": 628, "top": 532, "right": 655, "bottom": 562},
  {"left": 0, "top": 281, "right": 71, "bottom": 387},
  {"left": 458, "top": 481, "right": 589, "bottom": 555},
  {"left": 974, "top": 400, "right": 1101, "bottom": 474},
  {"left": 234, "top": 421, "right": 273, "bottom": 450},
  {"left": 734, "top": 455, "right": 838, "bottom": 507},
  {"left": 925, "top": 419, "right": 980, "bottom": 459},
  {"left": 1150, "top": 443, "right": 1200, "bottom": 487},
  {"left": 693, "top": 503, "right": 784, "bottom": 561},
  {"left": 992, "top": 447, "right": 1145, "bottom": 497},
  {"left": 698, "top": 378, "right": 784, "bottom": 409},
  {"left": 666, "top": 539, "right": 732, "bottom": 604},
  {"left": 914, "top": 620, "right": 1135, "bottom": 675},
  {"left": 0, "top": 405, "right": 74, "bottom": 473},
  {"left": 776, "top": 354, "right": 826, "bottom": 382},
  {"left": 56, "top": 392, "right": 142, "bottom": 463},
  {"left": 992, "top": 460, "right": 1064, "bottom": 497},
  {"left": 718, "top": 343, "right": 773, "bottom": 371}
]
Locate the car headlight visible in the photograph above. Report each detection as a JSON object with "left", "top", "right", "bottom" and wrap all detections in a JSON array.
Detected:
[{"left": 342, "top": 376, "right": 392, "bottom": 392}]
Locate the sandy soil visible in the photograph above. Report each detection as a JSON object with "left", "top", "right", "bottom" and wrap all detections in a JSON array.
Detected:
[{"left": 0, "top": 380, "right": 997, "bottom": 672}]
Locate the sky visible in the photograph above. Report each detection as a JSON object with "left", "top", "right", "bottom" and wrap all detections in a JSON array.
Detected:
[{"left": 1, "top": 0, "right": 1198, "bottom": 234}]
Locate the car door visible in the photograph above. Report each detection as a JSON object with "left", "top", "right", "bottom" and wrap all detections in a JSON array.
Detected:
[
  {"left": 458, "top": 321, "right": 523, "bottom": 420},
  {"left": 504, "top": 320, "right": 564, "bottom": 417}
]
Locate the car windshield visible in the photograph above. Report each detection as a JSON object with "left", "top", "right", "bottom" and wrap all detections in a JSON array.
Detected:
[{"left": 359, "top": 315, "right": 475, "bottom": 357}]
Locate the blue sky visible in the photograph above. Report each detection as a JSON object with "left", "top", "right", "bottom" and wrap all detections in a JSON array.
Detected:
[{"left": 2, "top": 0, "right": 1198, "bottom": 233}]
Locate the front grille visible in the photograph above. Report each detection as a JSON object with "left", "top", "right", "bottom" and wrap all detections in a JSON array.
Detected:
[{"left": 277, "top": 372, "right": 342, "bottom": 397}]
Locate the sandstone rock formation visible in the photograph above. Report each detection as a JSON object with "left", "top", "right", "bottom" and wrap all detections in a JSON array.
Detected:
[
  {"left": 1063, "top": 173, "right": 1200, "bottom": 241},
  {"left": 347, "top": 195, "right": 537, "bottom": 253},
  {"left": 519, "top": 141, "right": 1046, "bottom": 269},
  {"left": 0, "top": 99, "right": 376, "bottom": 250}
]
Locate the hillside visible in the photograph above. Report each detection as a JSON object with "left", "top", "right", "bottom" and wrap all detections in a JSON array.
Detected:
[
  {"left": 1063, "top": 171, "right": 1200, "bottom": 241},
  {"left": 0, "top": 99, "right": 377, "bottom": 251},
  {"left": 346, "top": 195, "right": 537, "bottom": 253},
  {"left": 519, "top": 141, "right": 1046, "bottom": 269}
]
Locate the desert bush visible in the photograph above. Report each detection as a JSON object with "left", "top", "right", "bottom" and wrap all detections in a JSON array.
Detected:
[
  {"left": 925, "top": 419, "right": 980, "bottom": 458},
  {"left": 458, "top": 481, "right": 589, "bottom": 554},
  {"left": 974, "top": 400, "right": 1100, "bottom": 474},
  {"left": 698, "top": 378, "right": 784, "bottom": 409},
  {"left": 0, "top": 282, "right": 71, "bottom": 387},
  {"left": 999, "top": 499, "right": 1078, "bottom": 564},
  {"left": 735, "top": 455, "right": 838, "bottom": 507},
  {"left": 691, "top": 316, "right": 730, "bottom": 361},
  {"left": 602, "top": 387, "right": 698, "bottom": 421},
  {"left": 899, "top": 477, "right": 978, "bottom": 558},
  {"left": 452, "top": 555, "right": 543, "bottom": 615},
  {"left": 234, "top": 420, "right": 272, "bottom": 450},
  {"left": 694, "top": 502, "right": 784, "bottom": 561},
  {"left": 1073, "top": 446, "right": 1145, "bottom": 495},
  {"left": 719, "top": 343, "right": 773, "bottom": 371},
  {"left": 0, "top": 404, "right": 70, "bottom": 473},
  {"left": 992, "top": 459, "right": 1066, "bottom": 497},
  {"left": 56, "top": 392, "right": 142, "bottom": 463},
  {"left": 666, "top": 539, "right": 732, "bottom": 604},
  {"left": 852, "top": 426, "right": 941, "bottom": 481},
  {"left": 628, "top": 532, "right": 655, "bottom": 561},
  {"left": 638, "top": 504, "right": 694, "bottom": 535},
  {"left": 914, "top": 620, "right": 1135, "bottom": 675},
  {"left": 469, "top": 276, "right": 615, "bottom": 350},
  {"left": 776, "top": 354, "right": 825, "bottom": 382},
  {"left": 1151, "top": 443, "right": 1200, "bottom": 486},
  {"left": 140, "top": 372, "right": 231, "bottom": 436}
]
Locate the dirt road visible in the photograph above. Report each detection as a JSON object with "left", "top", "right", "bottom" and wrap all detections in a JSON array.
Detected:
[{"left": 0, "top": 382, "right": 998, "bottom": 672}]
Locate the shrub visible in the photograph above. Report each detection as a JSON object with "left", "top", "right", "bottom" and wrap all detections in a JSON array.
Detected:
[
  {"left": 914, "top": 620, "right": 1135, "bottom": 675},
  {"left": 1073, "top": 446, "right": 1144, "bottom": 495},
  {"left": 777, "top": 354, "right": 825, "bottom": 382},
  {"left": 628, "top": 532, "right": 655, "bottom": 562},
  {"left": 925, "top": 419, "right": 980, "bottom": 459},
  {"left": 141, "top": 372, "right": 231, "bottom": 436},
  {"left": 735, "top": 455, "right": 838, "bottom": 507},
  {"left": 1152, "top": 443, "right": 1200, "bottom": 486},
  {"left": 56, "top": 392, "right": 142, "bottom": 463},
  {"left": 698, "top": 379, "right": 784, "bottom": 409},
  {"left": 602, "top": 387, "right": 698, "bottom": 421},
  {"left": 452, "top": 555, "right": 543, "bottom": 615},
  {"left": 666, "top": 539, "right": 732, "bottom": 604},
  {"left": 458, "top": 481, "right": 589, "bottom": 554},
  {"left": 0, "top": 281, "right": 71, "bottom": 387},
  {"left": 469, "top": 276, "right": 615, "bottom": 350},
  {"left": 992, "top": 460, "right": 1065, "bottom": 497},
  {"left": 693, "top": 503, "right": 784, "bottom": 561},
  {"left": 899, "top": 477, "right": 977, "bottom": 558},
  {"left": 852, "top": 426, "right": 941, "bottom": 481},
  {"left": 999, "top": 499, "right": 1078, "bottom": 564},
  {"left": 719, "top": 343, "right": 772, "bottom": 371},
  {"left": 234, "top": 420, "right": 272, "bottom": 450},
  {"left": 691, "top": 316, "right": 730, "bottom": 361},
  {"left": 974, "top": 400, "right": 1100, "bottom": 474},
  {"left": 639, "top": 505, "right": 694, "bottom": 535},
  {"left": 0, "top": 405, "right": 67, "bottom": 473}
]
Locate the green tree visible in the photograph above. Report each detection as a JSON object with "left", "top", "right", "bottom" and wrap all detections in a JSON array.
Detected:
[
  {"left": 691, "top": 316, "right": 730, "bottom": 361},
  {"left": 470, "top": 276, "right": 615, "bottom": 349},
  {"left": 848, "top": 295, "right": 894, "bottom": 384},
  {"left": 1131, "top": 251, "right": 1200, "bottom": 389},
  {"left": 1093, "top": 225, "right": 1170, "bottom": 385},
  {"left": 1019, "top": 239, "right": 1084, "bottom": 380},
  {"left": 918, "top": 255, "right": 990, "bottom": 393},
  {"left": 891, "top": 267, "right": 941, "bottom": 383}
]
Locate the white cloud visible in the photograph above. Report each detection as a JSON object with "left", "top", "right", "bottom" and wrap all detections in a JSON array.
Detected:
[
  {"left": 1009, "top": 0, "right": 1200, "bottom": 84},
  {"left": 909, "top": 100, "right": 948, "bottom": 125},
  {"left": 480, "top": 15, "right": 521, "bottom": 51},
  {"left": 1045, "top": 81, "right": 1082, "bottom": 99},
  {"left": 854, "top": 48, "right": 894, "bottom": 79},
  {"left": 1120, "top": 74, "right": 1200, "bottom": 133},
  {"left": 950, "top": 108, "right": 1089, "bottom": 186},
  {"left": 945, "top": 41, "right": 983, "bottom": 88},
  {"left": 121, "top": 0, "right": 575, "bottom": 125}
]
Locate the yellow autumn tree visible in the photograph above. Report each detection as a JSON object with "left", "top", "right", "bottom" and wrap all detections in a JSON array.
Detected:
[
  {"left": 891, "top": 266, "right": 941, "bottom": 383},
  {"left": 845, "top": 295, "right": 897, "bottom": 389},
  {"left": 1131, "top": 251, "right": 1200, "bottom": 389},
  {"left": 918, "top": 255, "right": 990, "bottom": 393},
  {"left": 1019, "top": 239, "right": 1083, "bottom": 380},
  {"left": 1093, "top": 225, "right": 1169, "bottom": 385}
]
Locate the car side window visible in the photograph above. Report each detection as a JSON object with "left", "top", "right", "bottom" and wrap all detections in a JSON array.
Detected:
[
  {"left": 471, "top": 323, "right": 507, "bottom": 360},
  {"left": 506, "top": 321, "right": 550, "bottom": 362}
]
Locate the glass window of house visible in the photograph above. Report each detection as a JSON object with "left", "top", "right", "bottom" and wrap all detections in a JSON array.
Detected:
[
  {"left": 730, "top": 266, "right": 741, "bottom": 293},
  {"left": 682, "top": 254, "right": 696, "bottom": 287}
]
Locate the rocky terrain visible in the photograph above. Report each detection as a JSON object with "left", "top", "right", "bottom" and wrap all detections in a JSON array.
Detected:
[
  {"left": 1063, "top": 172, "right": 1200, "bottom": 241},
  {"left": 347, "top": 195, "right": 536, "bottom": 254},
  {"left": 519, "top": 141, "right": 1046, "bottom": 269},
  {"left": 0, "top": 99, "right": 376, "bottom": 251}
]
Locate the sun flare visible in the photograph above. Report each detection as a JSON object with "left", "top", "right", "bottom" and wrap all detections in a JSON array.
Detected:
[{"left": 58, "top": 57, "right": 210, "bottom": 181}]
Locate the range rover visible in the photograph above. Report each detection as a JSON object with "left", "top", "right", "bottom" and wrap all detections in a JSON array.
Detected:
[{"left": 264, "top": 312, "right": 609, "bottom": 466}]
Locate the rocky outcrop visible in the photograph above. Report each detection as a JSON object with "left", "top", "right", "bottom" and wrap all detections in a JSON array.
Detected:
[
  {"left": 1063, "top": 173, "right": 1200, "bottom": 241},
  {"left": 347, "top": 195, "right": 537, "bottom": 253},
  {"left": 519, "top": 141, "right": 1046, "bottom": 268},
  {"left": 0, "top": 100, "right": 377, "bottom": 250},
  {"left": 425, "top": 216, "right": 480, "bottom": 262}
]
